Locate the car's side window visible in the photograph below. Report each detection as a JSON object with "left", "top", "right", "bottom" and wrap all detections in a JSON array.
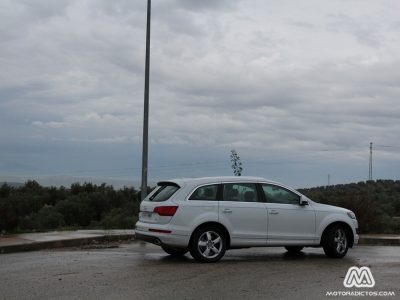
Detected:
[
  {"left": 189, "top": 184, "right": 219, "bottom": 201},
  {"left": 222, "top": 183, "right": 259, "bottom": 202},
  {"left": 262, "top": 184, "right": 300, "bottom": 205}
]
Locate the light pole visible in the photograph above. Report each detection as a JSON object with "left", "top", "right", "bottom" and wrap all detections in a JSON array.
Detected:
[
  {"left": 141, "top": 0, "right": 151, "bottom": 201},
  {"left": 369, "top": 142, "right": 373, "bottom": 181}
]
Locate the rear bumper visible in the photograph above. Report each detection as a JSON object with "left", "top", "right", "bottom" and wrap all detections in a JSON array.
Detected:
[
  {"left": 135, "top": 221, "right": 190, "bottom": 248},
  {"left": 135, "top": 230, "right": 190, "bottom": 248},
  {"left": 135, "top": 232, "right": 163, "bottom": 246}
]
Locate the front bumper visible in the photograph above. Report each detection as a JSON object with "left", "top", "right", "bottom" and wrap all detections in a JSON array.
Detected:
[{"left": 351, "top": 225, "right": 359, "bottom": 246}]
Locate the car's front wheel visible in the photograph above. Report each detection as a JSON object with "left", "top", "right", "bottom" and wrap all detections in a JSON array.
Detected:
[
  {"left": 322, "top": 224, "right": 349, "bottom": 258},
  {"left": 161, "top": 246, "right": 188, "bottom": 257},
  {"left": 190, "top": 226, "right": 226, "bottom": 263}
]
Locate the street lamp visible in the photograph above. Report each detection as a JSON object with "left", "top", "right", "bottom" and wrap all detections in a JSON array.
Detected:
[{"left": 141, "top": 0, "right": 151, "bottom": 201}]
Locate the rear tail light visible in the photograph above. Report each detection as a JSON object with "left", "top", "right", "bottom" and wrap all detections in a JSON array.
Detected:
[{"left": 153, "top": 206, "right": 178, "bottom": 216}]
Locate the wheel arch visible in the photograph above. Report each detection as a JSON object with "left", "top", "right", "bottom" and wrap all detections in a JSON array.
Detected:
[
  {"left": 189, "top": 222, "right": 231, "bottom": 249},
  {"left": 320, "top": 221, "right": 354, "bottom": 248}
]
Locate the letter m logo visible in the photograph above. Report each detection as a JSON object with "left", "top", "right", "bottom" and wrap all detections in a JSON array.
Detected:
[{"left": 343, "top": 266, "right": 375, "bottom": 288}]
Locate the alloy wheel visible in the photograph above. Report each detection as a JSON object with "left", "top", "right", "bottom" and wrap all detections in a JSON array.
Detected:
[
  {"left": 197, "top": 231, "right": 223, "bottom": 259},
  {"left": 334, "top": 228, "right": 347, "bottom": 254}
]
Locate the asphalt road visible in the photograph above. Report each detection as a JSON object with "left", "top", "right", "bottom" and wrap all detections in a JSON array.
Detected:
[{"left": 0, "top": 243, "right": 399, "bottom": 300}]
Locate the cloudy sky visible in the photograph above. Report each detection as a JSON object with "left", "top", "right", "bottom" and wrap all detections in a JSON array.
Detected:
[{"left": 1, "top": 0, "right": 399, "bottom": 188}]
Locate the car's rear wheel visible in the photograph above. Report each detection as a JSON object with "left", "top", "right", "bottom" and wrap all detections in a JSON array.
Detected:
[
  {"left": 161, "top": 246, "right": 188, "bottom": 257},
  {"left": 190, "top": 226, "right": 226, "bottom": 263},
  {"left": 285, "top": 246, "right": 304, "bottom": 253},
  {"left": 322, "top": 224, "right": 349, "bottom": 258}
]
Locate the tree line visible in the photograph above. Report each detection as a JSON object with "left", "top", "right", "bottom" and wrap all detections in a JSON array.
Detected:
[
  {"left": 299, "top": 180, "right": 400, "bottom": 234},
  {"left": 0, "top": 181, "right": 141, "bottom": 233},
  {"left": 1, "top": 179, "right": 399, "bottom": 234}
]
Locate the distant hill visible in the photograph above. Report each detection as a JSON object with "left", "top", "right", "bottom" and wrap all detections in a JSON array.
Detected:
[
  {"left": 0, "top": 176, "right": 143, "bottom": 189},
  {"left": 299, "top": 179, "right": 400, "bottom": 234},
  {"left": 0, "top": 182, "right": 24, "bottom": 188}
]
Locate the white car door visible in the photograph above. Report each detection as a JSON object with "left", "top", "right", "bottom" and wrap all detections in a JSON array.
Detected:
[
  {"left": 218, "top": 182, "right": 267, "bottom": 247},
  {"left": 261, "top": 184, "right": 316, "bottom": 245}
]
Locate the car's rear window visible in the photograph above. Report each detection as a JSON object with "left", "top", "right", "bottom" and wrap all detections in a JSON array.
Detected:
[{"left": 149, "top": 183, "right": 180, "bottom": 202}]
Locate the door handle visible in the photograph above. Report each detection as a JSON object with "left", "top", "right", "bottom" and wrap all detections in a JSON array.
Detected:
[
  {"left": 223, "top": 209, "right": 232, "bottom": 213},
  {"left": 269, "top": 210, "right": 279, "bottom": 215}
]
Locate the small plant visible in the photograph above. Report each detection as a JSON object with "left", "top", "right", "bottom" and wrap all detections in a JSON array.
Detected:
[{"left": 230, "top": 149, "right": 243, "bottom": 176}]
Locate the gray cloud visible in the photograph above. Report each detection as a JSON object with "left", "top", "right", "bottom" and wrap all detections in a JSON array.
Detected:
[
  {"left": 327, "top": 13, "right": 385, "bottom": 48},
  {"left": 168, "top": 0, "right": 237, "bottom": 12},
  {"left": 1, "top": 0, "right": 399, "bottom": 187}
]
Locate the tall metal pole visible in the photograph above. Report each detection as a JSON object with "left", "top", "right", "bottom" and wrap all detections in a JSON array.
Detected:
[
  {"left": 141, "top": 0, "right": 151, "bottom": 201},
  {"left": 368, "top": 142, "right": 373, "bottom": 181}
]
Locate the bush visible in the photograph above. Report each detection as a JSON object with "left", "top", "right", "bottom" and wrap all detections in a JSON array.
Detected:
[
  {"left": 21, "top": 205, "right": 65, "bottom": 231},
  {"left": 0, "top": 181, "right": 140, "bottom": 233},
  {"left": 101, "top": 207, "right": 137, "bottom": 229},
  {"left": 299, "top": 180, "right": 400, "bottom": 234}
]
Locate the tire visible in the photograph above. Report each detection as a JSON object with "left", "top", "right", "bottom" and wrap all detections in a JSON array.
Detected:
[
  {"left": 161, "top": 246, "right": 188, "bottom": 257},
  {"left": 190, "top": 226, "right": 226, "bottom": 263},
  {"left": 285, "top": 246, "right": 304, "bottom": 253},
  {"left": 322, "top": 224, "right": 349, "bottom": 258}
]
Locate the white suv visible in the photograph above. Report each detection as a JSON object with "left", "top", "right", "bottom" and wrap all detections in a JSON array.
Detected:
[{"left": 135, "top": 176, "right": 359, "bottom": 263}]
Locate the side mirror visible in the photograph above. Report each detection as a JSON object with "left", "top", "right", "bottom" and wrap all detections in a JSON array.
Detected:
[{"left": 300, "top": 197, "right": 309, "bottom": 206}]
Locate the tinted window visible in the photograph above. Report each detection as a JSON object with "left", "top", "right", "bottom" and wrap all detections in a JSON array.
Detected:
[
  {"left": 223, "top": 183, "right": 259, "bottom": 202},
  {"left": 189, "top": 184, "right": 219, "bottom": 201},
  {"left": 262, "top": 184, "right": 300, "bottom": 204},
  {"left": 149, "top": 184, "right": 179, "bottom": 202}
]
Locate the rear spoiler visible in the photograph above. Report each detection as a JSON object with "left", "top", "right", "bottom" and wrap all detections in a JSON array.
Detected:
[{"left": 157, "top": 181, "right": 180, "bottom": 188}]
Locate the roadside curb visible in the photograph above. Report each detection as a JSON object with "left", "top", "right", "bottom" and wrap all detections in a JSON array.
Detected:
[
  {"left": 358, "top": 235, "right": 400, "bottom": 246},
  {"left": 0, "top": 234, "right": 135, "bottom": 254},
  {"left": 1, "top": 233, "right": 399, "bottom": 254}
]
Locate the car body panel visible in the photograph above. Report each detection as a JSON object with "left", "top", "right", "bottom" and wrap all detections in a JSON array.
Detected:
[
  {"left": 266, "top": 202, "right": 316, "bottom": 245},
  {"left": 218, "top": 201, "right": 268, "bottom": 246}
]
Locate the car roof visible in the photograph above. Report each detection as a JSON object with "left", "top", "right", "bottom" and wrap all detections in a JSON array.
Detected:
[{"left": 158, "top": 176, "right": 283, "bottom": 187}]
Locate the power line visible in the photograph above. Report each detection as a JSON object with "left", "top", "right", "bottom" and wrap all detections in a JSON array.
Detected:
[
  {"left": 374, "top": 144, "right": 400, "bottom": 149},
  {"left": 38, "top": 143, "right": 398, "bottom": 178}
]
